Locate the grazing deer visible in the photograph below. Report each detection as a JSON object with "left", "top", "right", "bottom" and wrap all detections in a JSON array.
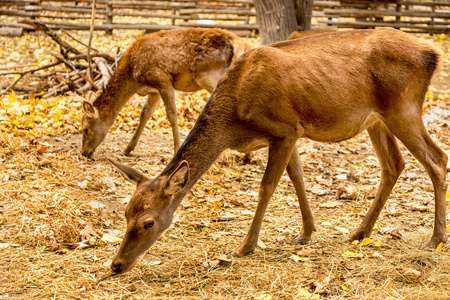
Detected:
[
  {"left": 107, "top": 28, "right": 447, "bottom": 274},
  {"left": 81, "top": 28, "right": 252, "bottom": 158},
  {"left": 287, "top": 29, "right": 337, "bottom": 40}
]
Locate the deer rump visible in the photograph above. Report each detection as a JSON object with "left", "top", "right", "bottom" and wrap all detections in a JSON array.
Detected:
[{"left": 223, "top": 28, "right": 441, "bottom": 145}]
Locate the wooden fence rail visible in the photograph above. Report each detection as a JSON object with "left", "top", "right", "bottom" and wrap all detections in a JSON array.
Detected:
[{"left": 0, "top": 0, "right": 448, "bottom": 35}]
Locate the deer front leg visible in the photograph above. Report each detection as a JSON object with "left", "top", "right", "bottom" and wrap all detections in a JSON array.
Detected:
[
  {"left": 159, "top": 86, "right": 181, "bottom": 154},
  {"left": 232, "top": 138, "right": 297, "bottom": 257},
  {"left": 286, "top": 145, "right": 315, "bottom": 245},
  {"left": 124, "top": 92, "right": 161, "bottom": 156},
  {"left": 141, "top": 70, "right": 181, "bottom": 154},
  {"left": 343, "top": 122, "right": 405, "bottom": 243}
]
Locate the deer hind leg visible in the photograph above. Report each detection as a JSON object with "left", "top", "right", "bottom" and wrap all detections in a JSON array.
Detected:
[
  {"left": 286, "top": 144, "right": 315, "bottom": 244},
  {"left": 343, "top": 121, "right": 405, "bottom": 243},
  {"left": 384, "top": 110, "right": 448, "bottom": 248},
  {"left": 232, "top": 138, "right": 297, "bottom": 257},
  {"left": 124, "top": 92, "right": 161, "bottom": 156}
]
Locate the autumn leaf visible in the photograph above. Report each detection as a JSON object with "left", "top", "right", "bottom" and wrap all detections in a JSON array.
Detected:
[
  {"left": 101, "top": 233, "right": 123, "bottom": 243},
  {"left": 342, "top": 251, "right": 364, "bottom": 259},
  {"left": 360, "top": 238, "right": 373, "bottom": 247}
]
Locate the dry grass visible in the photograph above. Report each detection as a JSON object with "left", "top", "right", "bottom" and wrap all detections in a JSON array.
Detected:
[{"left": 0, "top": 30, "right": 449, "bottom": 299}]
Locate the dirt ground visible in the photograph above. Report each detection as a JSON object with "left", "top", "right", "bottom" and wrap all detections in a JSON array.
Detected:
[{"left": 0, "top": 31, "right": 450, "bottom": 299}]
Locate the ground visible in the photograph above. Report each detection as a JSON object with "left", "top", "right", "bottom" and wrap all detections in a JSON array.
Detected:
[{"left": 0, "top": 30, "right": 450, "bottom": 299}]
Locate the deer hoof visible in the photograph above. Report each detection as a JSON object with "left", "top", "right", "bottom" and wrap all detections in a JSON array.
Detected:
[
  {"left": 291, "top": 235, "right": 310, "bottom": 245},
  {"left": 341, "top": 236, "right": 352, "bottom": 244},
  {"left": 425, "top": 235, "right": 447, "bottom": 249}
]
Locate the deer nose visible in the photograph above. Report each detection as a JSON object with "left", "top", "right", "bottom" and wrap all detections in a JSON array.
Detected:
[
  {"left": 81, "top": 149, "right": 93, "bottom": 159},
  {"left": 110, "top": 261, "right": 123, "bottom": 274}
]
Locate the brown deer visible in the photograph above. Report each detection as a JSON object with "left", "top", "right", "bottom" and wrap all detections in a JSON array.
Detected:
[
  {"left": 81, "top": 28, "right": 252, "bottom": 158},
  {"left": 107, "top": 28, "right": 448, "bottom": 274}
]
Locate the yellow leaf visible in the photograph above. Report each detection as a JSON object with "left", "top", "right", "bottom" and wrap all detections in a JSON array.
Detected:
[
  {"left": 297, "top": 288, "right": 320, "bottom": 299},
  {"left": 436, "top": 242, "right": 444, "bottom": 252},
  {"left": 446, "top": 192, "right": 450, "bottom": 202},
  {"left": 372, "top": 252, "right": 385, "bottom": 260},
  {"left": 341, "top": 284, "right": 350, "bottom": 291},
  {"left": 372, "top": 223, "right": 379, "bottom": 231},
  {"left": 229, "top": 171, "right": 241, "bottom": 177},
  {"left": 101, "top": 233, "right": 123, "bottom": 243},
  {"left": 372, "top": 241, "right": 381, "bottom": 248},
  {"left": 290, "top": 254, "right": 309, "bottom": 262},
  {"left": 342, "top": 251, "right": 364, "bottom": 259},
  {"left": 257, "top": 294, "right": 272, "bottom": 300},
  {"left": 360, "top": 238, "right": 373, "bottom": 247},
  {"left": 393, "top": 184, "right": 400, "bottom": 189}
]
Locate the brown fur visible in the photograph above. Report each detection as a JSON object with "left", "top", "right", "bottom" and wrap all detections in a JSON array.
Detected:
[
  {"left": 81, "top": 28, "right": 253, "bottom": 158},
  {"left": 287, "top": 29, "right": 337, "bottom": 40},
  {"left": 109, "top": 28, "right": 447, "bottom": 274}
]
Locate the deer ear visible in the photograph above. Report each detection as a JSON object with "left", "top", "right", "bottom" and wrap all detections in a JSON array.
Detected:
[
  {"left": 163, "top": 161, "right": 189, "bottom": 196},
  {"left": 108, "top": 158, "right": 148, "bottom": 185},
  {"left": 82, "top": 100, "right": 99, "bottom": 119}
]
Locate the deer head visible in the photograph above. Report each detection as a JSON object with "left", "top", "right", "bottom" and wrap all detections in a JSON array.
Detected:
[
  {"left": 81, "top": 91, "right": 109, "bottom": 159},
  {"left": 108, "top": 159, "right": 190, "bottom": 274}
]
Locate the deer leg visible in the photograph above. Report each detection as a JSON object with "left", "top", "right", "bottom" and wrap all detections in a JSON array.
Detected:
[
  {"left": 124, "top": 92, "right": 161, "bottom": 156},
  {"left": 232, "top": 138, "right": 297, "bottom": 257},
  {"left": 286, "top": 144, "right": 316, "bottom": 244},
  {"left": 343, "top": 122, "right": 405, "bottom": 243},
  {"left": 159, "top": 85, "right": 181, "bottom": 153},
  {"left": 384, "top": 112, "right": 448, "bottom": 248},
  {"left": 140, "top": 70, "right": 181, "bottom": 154}
]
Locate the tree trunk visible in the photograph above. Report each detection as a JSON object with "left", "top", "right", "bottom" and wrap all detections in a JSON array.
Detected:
[
  {"left": 254, "top": 0, "right": 298, "bottom": 45},
  {"left": 296, "top": 0, "right": 313, "bottom": 31}
]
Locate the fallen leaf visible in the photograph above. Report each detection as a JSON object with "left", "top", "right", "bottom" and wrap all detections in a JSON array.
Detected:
[
  {"left": 342, "top": 251, "right": 364, "bottom": 259},
  {"left": 101, "top": 233, "right": 123, "bottom": 243},
  {"left": 0, "top": 243, "right": 10, "bottom": 249},
  {"left": 399, "top": 267, "right": 421, "bottom": 281},
  {"left": 89, "top": 201, "right": 106, "bottom": 209},
  {"left": 372, "top": 241, "right": 382, "bottom": 248},
  {"left": 79, "top": 223, "right": 99, "bottom": 246},
  {"left": 372, "top": 252, "right": 385, "bottom": 260},
  {"left": 290, "top": 254, "right": 310, "bottom": 262},
  {"left": 78, "top": 180, "right": 89, "bottom": 189},
  {"left": 360, "top": 238, "right": 373, "bottom": 247},
  {"left": 334, "top": 226, "right": 350, "bottom": 234},
  {"left": 436, "top": 242, "right": 444, "bottom": 252},
  {"left": 297, "top": 288, "right": 320, "bottom": 299},
  {"left": 310, "top": 185, "right": 328, "bottom": 196},
  {"left": 319, "top": 201, "right": 343, "bottom": 208}
]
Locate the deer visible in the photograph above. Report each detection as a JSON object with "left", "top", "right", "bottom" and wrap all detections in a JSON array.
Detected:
[
  {"left": 81, "top": 28, "right": 253, "bottom": 159},
  {"left": 106, "top": 28, "right": 448, "bottom": 274}
]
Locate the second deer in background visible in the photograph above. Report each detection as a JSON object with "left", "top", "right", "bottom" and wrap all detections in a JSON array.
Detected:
[{"left": 81, "top": 28, "right": 253, "bottom": 159}]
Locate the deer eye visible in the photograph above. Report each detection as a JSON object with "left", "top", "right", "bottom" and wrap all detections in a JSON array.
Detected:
[{"left": 143, "top": 220, "right": 155, "bottom": 229}]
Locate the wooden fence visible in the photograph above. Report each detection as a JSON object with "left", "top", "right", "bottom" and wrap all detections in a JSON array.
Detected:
[{"left": 0, "top": 0, "right": 448, "bottom": 35}]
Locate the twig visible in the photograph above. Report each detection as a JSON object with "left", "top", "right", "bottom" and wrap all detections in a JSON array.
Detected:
[
  {"left": 0, "top": 63, "right": 38, "bottom": 71},
  {"left": 0, "top": 61, "right": 62, "bottom": 95},
  {"left": 87, "top": 0, "right": 96, "bottom": 81},
  {"left": 20, "top": 19, "right": 81, "bottom": 55},
  {"left": 61, "top": 29, "right": 99, "bottom": 52},
  {"left": 53, "top": 54, "right": 98, "bottom": 90},
  {"left": 95, "top": 272, "right": 117, "bottom": 285}
]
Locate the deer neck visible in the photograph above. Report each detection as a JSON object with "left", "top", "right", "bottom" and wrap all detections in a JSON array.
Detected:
[
  {"left": 161, "top": 99, "right": 233, "bottom": 211},
  {"left": 93, "top": 67, "right": 140, "bottom": 125}
]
